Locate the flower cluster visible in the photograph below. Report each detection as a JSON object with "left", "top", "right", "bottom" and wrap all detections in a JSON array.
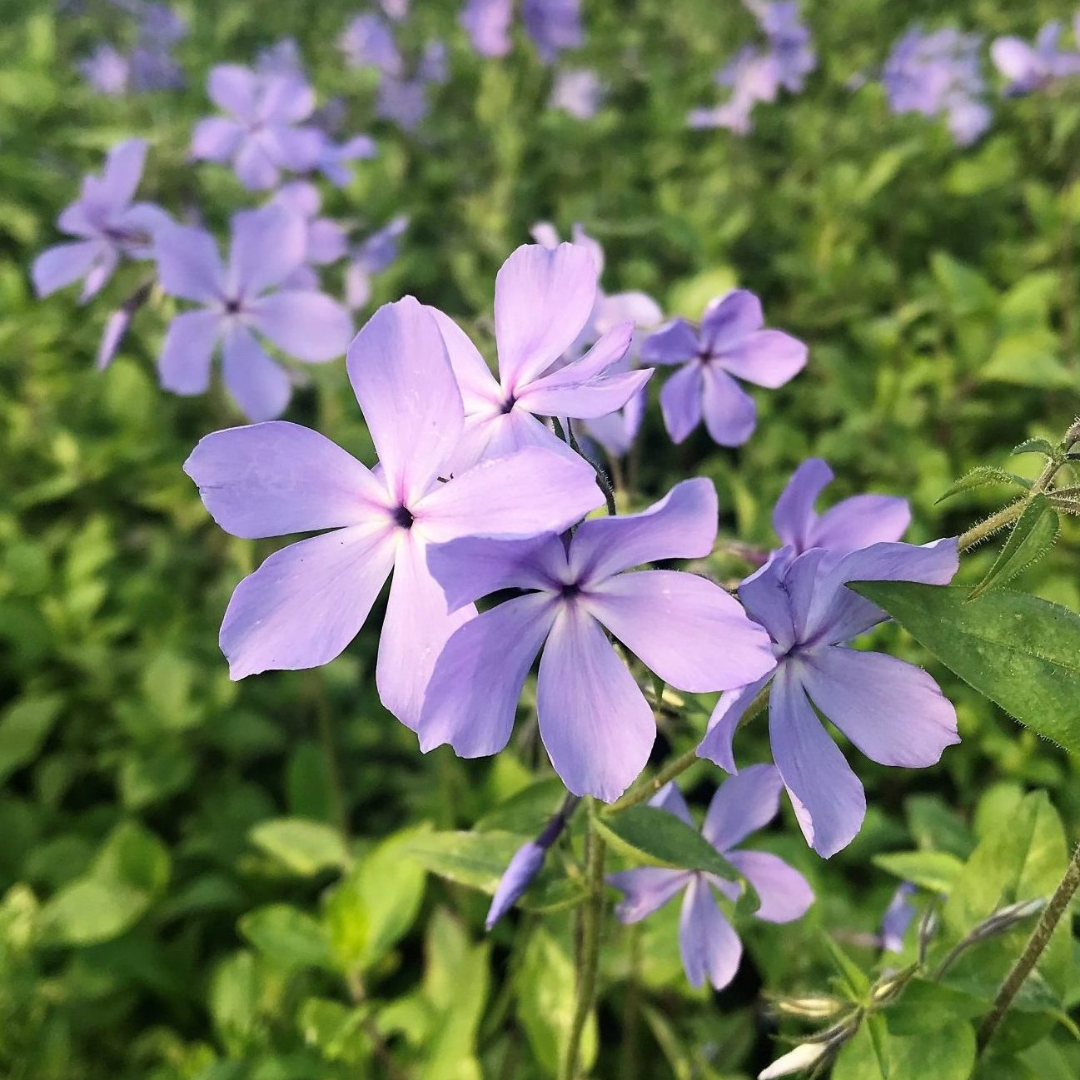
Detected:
[
  {"left": 461, "top": 0, "right": 583, "bottom": 64},
  {"left": 80, "top": 0, "right": 186, "bottom": 95},
  {"left": 991, "top": 15, "right": 1080, "bottom": 97}
]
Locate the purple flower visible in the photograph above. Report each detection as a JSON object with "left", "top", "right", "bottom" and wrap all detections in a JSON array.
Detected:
[
  {"left": 184, "top": 296, "right": 604, "bottom": 728},
  {"left": 881, "top": 881, "right": 917, "bottom": 953},
  {"left": 346, "top": 215, "right": 409, "bottom": 310},
  {"left": 609, "top": 769, "right": 813, "bottom": 990},
  {"left": 80, "top": 44, "right": 130, "bottom": 95},
  {"left": 461, "top": 0, "right": 512, "bottom": 58},
  {"left": 256, "top": 38, "right": 307, "bottom": 81},
  {"left": 128, "top": 45, "right": 184, "bottom": 92},
  {"left": 191, "top": 65, "right": 323, "bottom": 190},
  {"left": 641, "top": 290, "right": 806, "bottom": 447},
  {"left": 550, "top": 67, "right": 605, "bottom": 118},
  {"left": 380, "top": 0, "right": 409, "bottom": 21},
  {"left": 880, "top": 27, "right": 991, "bottom": 147},
  {"left": 269, "top": 182, "right": 348, "bottom": 287},
  {"left": 376, "top": 75, "right": 435, "bottom": 131},
  {"left": 432, "top": 243, "right": 651, "bottom": 472},
  {"left": 486, "top": 842, "right": 547, "bottom": 929},
  {"left": 313, "top": 132, "right": 378, "bottom": 188},
  {"left": 697, "top": 537, "right": 961, "bottom": 857},
  {"left": 753, "top": 1, "right": 816, "bottom": 92},
  {"left": 33, "top": 139, "right": 169, "bottom": 302},
  {"left": 418, "top": 478, "right": 776, "bottom": 800},
  {"left": 339, "top": 13, "right": 403, "bottom": 75},
  {"left": 991, "top": 22, "right": 1080, "bottom": 97},
  {"left": 462, "top": 0, "right": 582, "bottom": 63},
  {"left": 153, "top": 206, "right": 352, "bottom": 420}
]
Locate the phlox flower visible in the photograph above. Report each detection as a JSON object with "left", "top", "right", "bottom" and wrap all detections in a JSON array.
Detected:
[
  {"left": 431, "top": 242, "right": 652, "bottom": 472},
  {"left": 80, "top": 44, "right": 131, "bottom": 95},
  {"left": 313, "top": 132, "right": 378, "bottom": 187},
  {"left": 419, "top": 478, "right": 776, "bottom": 800},
  {"left": 154, "top": 205, "right": 352, "bottom": 420},
  {"left": 881, "top": 881, "right": 917, "bottom": 953},
  {"left": 184, "top": 297, "right": 604, "bottom": 730},
  {"left": 550, "top": 68, "right": 605, "bottom": 118},
  {"left": 461, "top": 0, "right": 582, "bottom": 63},
  {"left": 753, "top": 1, "right": 816, "bottom": 92},
  {"left": 191, "top": 65, "right": 323, "bottom": 190},
  {"left": 346, "top": 215, "right": 409, "bottom": 310},
  {"left": 339, "top": 13, "right": 403, "bottom": 75},
  {"left": 991, "top": 20, "right": 1080, "bottom": 97},
  {"left": 268, "top": 182, "right": 348, "bottom": 290},
  {"left": 33, "top": 139, "right": 169, "bottom": 302},
  {"left": 697, "top": 537, "right": 960, "bottom": 858},
  {"left": 609, "top": 769, "right": 813, "bottom": 990},
  {"left": 375, "top": 42, "right": 449, "bottom": 131},
  {"left": 641, "top": 290, "right": 806, "bottom": 447}
]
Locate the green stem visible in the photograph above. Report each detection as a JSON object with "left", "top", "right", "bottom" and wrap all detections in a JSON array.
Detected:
[
  {"left": 977, "top": 843, "right": 1080, "bottom": 1052},
  {"left": 957, "top": 499, "right": 1026, "bottom": 553},
  {"left": 561, "top": 805, "right": 607, "bottom": 1080},
  {"left": 619, "top": 924, "right": 643, "bottom": 1080}
]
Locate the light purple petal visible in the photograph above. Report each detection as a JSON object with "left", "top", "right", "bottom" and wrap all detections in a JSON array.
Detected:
[
  {"left": 536, "top": 606, "right": 655, "bottom": 801},
  {"left": 32, "top": 241, "right": 104, "bottom": 298},
  {"left": 418, "top": 593, "right": 557, "bottom": 756},
  {"left": 570, "top": 477, "right": 718, "bottom": 583},
  {"left": 482, "top": 408, "right": 578, "bottom": 464},
  {"left": 725, "top": 850, "right": 813, "bottom": 923},
  {"left": 609, "top": 867, "right": 691, "bottom": 923},
  {"left": 679, "top": 876, "right": 743, "bottom": 990},
  {"left": 416, "top": 447, "right": 603, "bottom": 543},
  {"left": 191, "top": 116, "right": 245, "bottom": 161},
  {"left": 494, "top": 243, "right": 599, "bottom": 392},
  {"left": 426, "top": 305, "right": 502, "bottom": 412},
  {"left": 307, "top": 219, "right": 348, "bottom": 265},
  {"left": 773, "top": 458, "right": 833, "bottom": 550},
  {"left": 738, "top": 556, "right": 798, "bottom": 649},
  {"left": 800, "top": 647, "right": 959, "bottom": 768},
  {"left": 586, "top": 570, "right": 775, "bottom": 692},
  {"left": 881, "top": 882, "right": 917, "bottom": 953},
  {"left": 271, "top": 180, "right": 320, "bottom": 219},
  {"left": 208, "top": 64, "right": 259, "bottom": 120},
  {"left": 183, "top": 421, "right": 390, "bottom": 539},
  {"left": 261, "top": 125, "right": 323, "bottom": 172},
  {"left": 376, "top": 531, "right": 474, "bottom": 730},
  {"left": 769, "top": 667, "right": 865, "bottom": 858},
  {"left": 641, "top": 319, "right": 700, "bottom": 366},
  {"left": 659, "top": 361, "right": 704, "bottom": 443},
  {"left": 461, "top": 0, "right": 513, "bottom": 58},
  {"left": 701, "top": 763, "right": 783, "bottom": 851},
  {"left": 155, "top": 225, "right": 224, "bottom": 303},
  {"left": 595, "top": 290, "right": 662, "bottom": 334},
  {"left": 95, "top": 138, "right": 147, "bottom": 211},
  {"left": 486, "top": 842, "right": 547, "bottom": 929},
  {"left": 221, "top": 523, "right": 397, "bottom": 679},
  {"left": 812, "top": 495, "right": 911, "bottom": 552},
  {"left": 249, "top": 290, "right": 352, "bottom": 361},
  {"left": 697, "top": 672, "right": 775, "bottom": 773},
  {"left": 990, "top": 38, "right": 1038, "bottom": 82},
  {"left": 234, "top": 138, "right": 280, "bottom": 190},
  {"left": 227, "top": 207, "right": 307, "bottom": 299},
  {"left": 346, "top": 297, "right": 464, "bottom": 505},
  {"left": 701, "top": 290, "right": 763, "bottom": 352},
  {"left": 79, "top": 246, "right": 119, "bottom": 302},
  {"left": 159, "top": 309, "right": 222, "bottom": 395},
  {"left": 259, "top": 75, "right": 315, "bottom": 125},
  {"left": 221, "top": 324, "right": 292, "bottom": 422},
  {"left": 719, "top": 330, "right": 807, "bottom": 388},
  {"left": 650, "top": 780, "right": 694, "bottom": 825},
  {"left": 701, "top": 366, "right": 757, "bottom": 446},
  {"left": 96, "top": 307, "right": 132, "bottom": 370}
]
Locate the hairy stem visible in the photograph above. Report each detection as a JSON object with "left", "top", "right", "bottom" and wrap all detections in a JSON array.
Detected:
[
  {"left": 561, "top": 805, "right": 607, "bottom": 1080},
  {"left": 977, "top": 843, "right": 1080, "bottom": 1052}
]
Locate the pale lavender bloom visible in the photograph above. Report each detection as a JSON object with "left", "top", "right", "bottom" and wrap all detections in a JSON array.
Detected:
[
  {"left": 376, "top": 76, "right": 431, "bottom": 130},
  {"left": 641, "top": 290, "right": 806, "bottom": 447},
  {"left": 431, "top": 243, "right": 651, "bottom": 471},
  {"left": 313, "top": 132, "right": 378, "bottom": 188},
  {"left": 550, "top": 67, "right": 605, "bottom": 118},
  {"left": 697, "top": 537, "right": 960, "bottom": 858},
  {"left": 461, "top": 0, "right": 512, "bottom": 58},
  {"left": 380, "top": 0, "right": 409, "bottom": 21},
  {"left": 419, "top": 39, "right": 450, "bottom": 84},
  {"left": 136, "top": 2, "right": 187, "bottom": 48},
  {"left": 81, "top": 3, "right": 186, "bottom": 94},
  {"left": 128, "top": 45, "right": 184, "bottom": 91},
  {"left": 523, "top": 0, "right": 583, "bottom": 63},
  {"left": 339, "top": 13, "right": 403, "bottom": 75},
  {"left": 753, "top": 1, "right": 816, "bottom": 91},
  {"left": 346, "top": 215, "right": 408, "bottom": 310},
  {"left": 191, "top": 65, "right": 323, "bottom": 190},
  {"left": 80, "top": 44, "right": 130, "bottom": 95},
  {"left": 153, "top": 206, "right": 352, "bottom": 420},
  {"left": 270, "top": 182, "right": 348, "bottom": 271},
  {"left": 184, "top": 296, "right": 603, "bottom": 729},
  {"left": 33, "top": 139, "right": 169, "bottom": 302},
  {"left": 96, "top": 280, "right": 153, "bottom": 370},
  {"left": 991, "top": 22, "right": 1080, "bottom": 97},
  {"left": 880, "top": 27, "right": 991, "bottom": 147},
  {"left": 256, "top": 39, "right": 306, "bottom": 81},
  {"left": 688, "top": 47, "right": 779, "bottom": 133},
  {"left": 419, "top": 479, "right": 776, "bottom": 801},
  {"left": 609, "top": 770, "right": 813, "bottom": 990},
  {"left": 486, "top": 843, "right": 547, "bottom": 929},
  {"left": 881, "top": 882, "right": 917, "bottom": 953}
]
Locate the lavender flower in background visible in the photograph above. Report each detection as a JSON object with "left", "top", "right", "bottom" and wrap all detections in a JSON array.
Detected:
[
  {"left": 268, "top": 182, "right": 348, "bottom": 289},
  {"left": 753, "top": 0, "right": 816, "bottom": 92},
  {"left": 462, "top": 0, "right": 582, "bottom": 63},
  {"left": 96, "top": 279, "right": 154, "bottom": 371},
  {"left": 313, "top": 132, "right": 378, "bottom": 187},
  {"left": 33, "top": 139, "right": 169, "bottom": 302},
  {"left": 80, "top": 43, "right": 131, "bottom": 96},
  {"left": 80, "top": 1, "right": 187, "bottom": 95},
  {"left": 881, "top": 882, "right": 917, "bottom": 953},
  {"left": 339, "top": 12, "right": 403, "bottom": 76},
  {"left": 697, "top": 536, "right": 961, "bottom": 858},
  {"left": 641, "top": 290, "right": 806, "bottom": 447},
  {"left": 609, "top": 770, "right": 813, "bottom": 990},
  {"left": 419, "top": 479, "right": 776, "bottom": 801},
  {"left": 461, "top": 0, "right": 512, "bottom": 59},
  {"left": 991, "top": 20, "right": 1080, "bottom": 97},
  {"left": 346, "top": 215, "right": 408, "bottom": 309},
  {"left": 380, "top": 0, "right": 409, "bottom": 21},
  {"left": 153, "top": 206, "right": 352, "bottom": 420},
  {"left": 184, "top": 296, "right": 604, "bottom": 729},
  {"left": 550, "top": 67, "right": 605, "bottom": 119},
  {"left": 375, "top": 40, "right": 450, "bottom": 132},
  {"left": 191, "top": 65, "right": 323, "bottom": 189},
  {"left": 880, "top": 26, "right": 991, "bottom": 147},
  {"left": 256, "top": 38, "right": 307, "bottom": 82},
  {"left": 428, "top": 243, "right": 650, "bottom": 472}
]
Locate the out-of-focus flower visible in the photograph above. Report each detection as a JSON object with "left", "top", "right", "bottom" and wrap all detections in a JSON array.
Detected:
[
  {"left": 550, "top": 67, "right": 605, "bottom": 118},
  {"left": 461, "top": 0, "right": 512, "bottom": 58},
  {"left": 80, "top": 44, "right": 131, "bottom": 95},
  {"left": 462, "top": 0, "right": 582, "bottom": 63},
  {"left": 268, "top": 182, "right": 348, "bottom": 290},
  {"left": 313, "top": 132, "right": 378, "bottom": 188},
  {"left": 609, "top": 770, "right": 813, "bottom": 989},
  {"left": 80, "top": 2, "right": 187, "bottom": 94},
  {"left": 339, "top": 12, "right": 403, "bottom": 75},
  {"left": 991, "top": 20, "right": 1080, "bottom": 97},
  {"left": 33, "top": 139, "right": 169, "bottom": 302},
  {"left": 881, "top": 881, "right": 917, "bottom": 953},
  {"left": 256, "top": 38, "right": 306, "bottom": 81},
  {"left": 346, "top": 215, "right": 408, "bottom": 310}
]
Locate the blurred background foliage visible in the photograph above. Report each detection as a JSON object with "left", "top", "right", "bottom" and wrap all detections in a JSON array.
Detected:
[{"left": 1, "top": 0, "right": 1080, "bottom": 1077}]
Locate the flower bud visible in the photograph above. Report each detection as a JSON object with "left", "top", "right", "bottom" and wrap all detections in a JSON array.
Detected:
[
  {"left": 768, "top": 995, "right": 845, "bottom": 1021},
  {"left": 485, "top": 842, "right": 547, "bottom": 930},
  {"left": 758, "top": 1041, "right": 828, "bottom": 1079}
]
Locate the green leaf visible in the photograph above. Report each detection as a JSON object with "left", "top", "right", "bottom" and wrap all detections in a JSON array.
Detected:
[
  {"left": 935, "top": 466, "right": 1030, "bottom": 503},
  {"left": 595, "top": 806, "right": 741, "bottom": 880},
  {"left": 970, "top": 495, "right": 1059, "bottom": 598},
  {"left": 239, "top": 904, "right": 333, "bottom": 970},
  {"left": 249, "top": 817, "right": 349, "bottom": 877},
  {"left": 1012, "top": 437, "right": 1058, "bottom": 459},
  {"left": 883, "top": 979, "right": 986, "bottom": 1035},
  {"left": 849, "top": 583, "right": 1080, "bottom": 755},
  {"left": 38, "top": 877, "right": 148, "bottom": 946},
  {"left": 405, "top": 830, "right": 525, "bottom": 893},
  {"left": 210, "top": 951, "right": 261, "bottom": 1054},
  {"left": 872, "top": 850, "right": 964, "bottom": 894},
  {"left": 517, "top": 929, "right": 597, "bottom": 1078},
  {"left": 0, "top": 693, "right": 62, "bottom": 783},
  {"left": 888, "top": 1023, "right": 976, "bottom": 1080},
  {"left": 474, "top": 778, "right": 566, "bottom": 833},
  {"left": 930, "top": 251, "right": 997, "bottom": 314},
  {"left": 821, "top": 934, "right": 871, "bottom": 998},
  {"left": 983, "top": 335, "right": 1073, "bottom": 389}
]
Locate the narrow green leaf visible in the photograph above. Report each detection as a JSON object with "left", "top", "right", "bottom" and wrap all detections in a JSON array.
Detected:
[
  {"left": 888, "top": 1024, "right": 975, "bottom": 1080},
  {"left": 883, "top": 979, "right": 986, "bottom": 1035},
  {"left": 935, "top": 466, "right": 1030, "bottom": 504},
  {"left": 850, "top": 583, "right": 1080, "bottom": 755},
  {"left": 821, "top": 934, "right": 871, "bottom": 997},
  {"left": 872, "top": 850, "right": 964, "bottom": 894},
  {"left": 0, "top": 694, "right": 63, "bottom": 784},
  {"left": 1011, "top": 437, "right": 1057, "bottom": 459},
  {"left": 249, "top": 817, "right": 349, "bottom": 877},
  {"left": 969, "top": 494, "right": 1058, "bottom": 598},
  {"left": 405, "top": 831, "right": 525, "bottom": 893},
  {"left": 239, "top": 904, "right": 333, "bottom": 970}
]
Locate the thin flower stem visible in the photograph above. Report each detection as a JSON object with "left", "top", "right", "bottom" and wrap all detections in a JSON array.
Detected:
[
  {"left": 619, "top": 924, "right": 643, "bottom": 1080},
  {"left": 561, "top": 803, "right": 607, "bottom": 1080},
  {"left": 977, "top": 843, "right": 1080, "bottom": 1052}
]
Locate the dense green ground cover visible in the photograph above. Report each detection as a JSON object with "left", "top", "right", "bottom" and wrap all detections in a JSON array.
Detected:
[{"left": 2, "top": 1, "right": 1080, "bottom": 1077}]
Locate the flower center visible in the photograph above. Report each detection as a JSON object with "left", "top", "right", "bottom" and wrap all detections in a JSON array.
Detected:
[
  {"left": 393, "top": 505, "right": 414, "bottom": 529},
  {"left": 501, "top": 394, "right": 517, "bottom": 414},
  {"left": 225, "top": 298, "right": 243, "bottom": 315}
]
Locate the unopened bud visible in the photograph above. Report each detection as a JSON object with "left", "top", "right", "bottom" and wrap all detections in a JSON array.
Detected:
[
  {"left": 970, "top": 897, "right": 1046, "bottom": 942},
  {"left": 870, "top": 964, "right": 917, "bottom": 1005},
  {"left": 758, "top": 1042, "right": 828, "bottom": 1079},
  {"left": 484, "top": 842, "right": 546, "bottom": 930},
  {"left": 769, "top": 995, "right": 845, "bottom": 1021},
  {"left": 917, "top": 905, "right": 939, "bottom": 964}
]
